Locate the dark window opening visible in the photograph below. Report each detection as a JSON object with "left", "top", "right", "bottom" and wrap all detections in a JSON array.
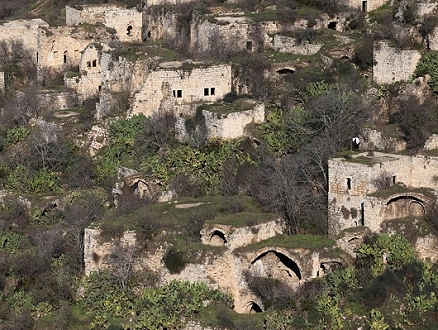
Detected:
[
  {"left": 246, "top": 41, "right": 253, "bottom": 51},
  {"left": 392, "top": 176, "right": 396, "bottom": 185},
  {"left": 63, "top": 51, "right": 67, "bottom": 64},
  {"left": 127, "top": 25, "right": 133, "bottom": 35},
  {"left": 87, "top": 61, "right": 91, "bottom": 68},
  {"left": 36, "top": 52, "right": 38, "bottom": 64},
  {"left": 204, "top": 88, "right": 209, "bottom": 96},
  {"left": 328, "top": 21, "right": 337, "bottom": 30},
  {"left": 362, "top": 1, "right": 367, "bottom": 12},
  {"left": 92, "top": 59, "right": 97, "bottom": 67},
  {"left": 147, "top": 31, "right": 151, "bottom": 38},
  {"left": 347, "top": 178, "right": 351, "bottom": 190},
  {"left": 98, "top": 85, "right": 102, "bottom": 91},
  {"left": 210, "top": 87, "right": 215, "bottom": 95},
  {"left": 177, "top": 90, "right": 182, "bottom": 98},
  {"left": 173, "top": 90, "right": 176, "bottom": 97}
]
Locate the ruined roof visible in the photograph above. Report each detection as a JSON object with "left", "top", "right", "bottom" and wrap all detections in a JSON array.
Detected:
[{"left": 2, "top": 18, "right": 49, "bottom": 28}]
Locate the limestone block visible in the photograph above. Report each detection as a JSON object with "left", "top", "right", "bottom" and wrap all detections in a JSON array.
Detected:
[
  {"left": 424, "top": 134, "right": 438, "bottom": 151},
  {"left": 132, "top": 63, "right": 232, "bottom": 117},
  {"left": 373, "top": 41, "right": 421, "bottom": 84},
  {"left": 202, "top": 101, "right": 265, "bottom": 140},
  {"left": 86, "top": 125, "right": 109, "bottom": 156}
]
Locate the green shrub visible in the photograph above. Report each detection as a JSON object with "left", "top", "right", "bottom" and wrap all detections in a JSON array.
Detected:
[
  {"left": 415, "top": 51, "right": 438, "bottom": 93},
  {"left": 5, "top": 126, "right": 29, "bottom": 145}
]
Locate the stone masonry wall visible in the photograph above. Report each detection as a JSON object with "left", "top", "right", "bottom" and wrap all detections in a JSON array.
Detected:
[
  {"left": 373, "top": 41, "right": 421, "bottom": 84},
  {"left": 131, "top": 63, "right": 232, "bottom": 117},
  {"left": 66, "top": 5, "right": 142, "bottom": 43},
  {"left": 0, "top": 19, "right": 49, "bottom": 60},
  {"left": 273, "top": 35, "right": 322, "bottom": 55},
  {"left": 37, "top": 26, "right": 92, "bottom": 76},
  {"left": 0, "top": 72, "right": 4, "bottom": 92},
  {"left": 328, "top": 152, "right": 438, "bottom": 235},
  {"left": 202, "top": 102, "right": 265, "bottom": 140},
  {"left": 342, "top": 0, "right": 389, "bottom": 12},
  {"left": 65, "top": 43, "right": 104, "bottom": 101}
]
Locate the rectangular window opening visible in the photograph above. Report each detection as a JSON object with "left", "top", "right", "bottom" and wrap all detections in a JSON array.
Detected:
[
  {"left": 210, "top": 87, "right": 215, "bottom": 95},
  {"left": 173, "top": 90, "right": 176, "bottom": 97},
  {"left": 204, "top": 88, "right": 209, "bottom": 96},
  {"left": 392, "top": 175, "right": 396, "bottom": 185},
  {"left": 347, "top": 178, "right": 351, "bottom": 190},
  {"left": 177, "top": 90, "right": 182, "bottom": 98},
  {"left": 92, "top": 59, "right": 97, "bottom": 67},
  {"left": 87, "top": 61, "right": 91, "bottom": 68}
]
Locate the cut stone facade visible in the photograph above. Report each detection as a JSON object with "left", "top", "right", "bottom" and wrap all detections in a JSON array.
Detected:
[
  {"left": 373, "top": 41, "right": 421, "bottom": 84},
  {"left": 202, "top": 101, "right": 265, "bottom": 140},
  {"left": 328, "top": 152, "right": 438, "bottom": 236},
  {"left": 64, "top": 43, "right": 109, "bottom": 101},
  {"left": 341, "top": 0, "right": 389, "bottom": 12},
  {"left": 131, "top": 62, "right": 232, "bottom": 117},
  {"left": 66, "top": 5, "right": 143, "bottom": 43},
  {"left": 37, "top": 26, "right": 92, "bottom": 77},
  {"left": 0, "top": 18, "right": 49, "bottom": 62}
]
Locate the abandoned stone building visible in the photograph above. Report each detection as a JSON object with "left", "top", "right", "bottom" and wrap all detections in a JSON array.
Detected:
[
  {"left": 66, "top": 4, "right": 143, "bottom": 43},
  {"left": 131, "top": 62, "right": 232, "bottom": 117},
  {"left": 84, "top": 215, "right": 346, "bottom": 313},
  {"left": 342, "top": 0, "right": 389, "bottom": 12},
  {"left": 328, "top": 151, "right": 438, "bottom": 236}
]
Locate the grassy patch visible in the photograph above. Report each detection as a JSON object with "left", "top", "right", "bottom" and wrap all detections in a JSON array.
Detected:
[
  {"left": 199, "top": 99, "right": 256, "bottom": 115},
  {"left": 235, "top": 234, "right": 335, "bottom": 252},
  {"left": 65, "top": 71, "right": 81, "bottom": 78},
  {"left": 194, "top": 304, "right": 265, "bottom": 329},
  {"left": 265, "top": 50, "right": 315, "bottom": 63},
  {"left": 369, "top": 184, "right": 435, "bottom": 199},
  {"left": 245, "top": 10, "right": 278, "bottom": 22},
  {"left": 92, "top": 195, "right": 266, "bottom": 231},
  {"left": 343, "top": 155, "right": 381, "bottom": 166},
  {"left": 205, "top": 212, "right": 276, "bottom": 227}
]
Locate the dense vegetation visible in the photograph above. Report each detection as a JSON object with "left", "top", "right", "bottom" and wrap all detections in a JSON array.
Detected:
[{"left": 1, "top": 0, "right": 438, "bottom": 328}]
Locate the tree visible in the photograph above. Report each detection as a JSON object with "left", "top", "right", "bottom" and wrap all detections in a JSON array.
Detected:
[
  {"left": 419, "top": 15, "right": 438, "bottom": 50},
  {"left": 305, "top": 84, "right": 371, "bottom": 154},
  {"left": 64, "top": 192, "right": 105, "bottom": 268},
  {"left": 251, "top": 154, "right": 315, "bottom": 234},
  {"left": 107, "top": 244, "right": 138, "bottom": 291}
]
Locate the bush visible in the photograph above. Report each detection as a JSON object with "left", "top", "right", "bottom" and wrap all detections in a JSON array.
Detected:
[
  {"left": 163, "top": 247, "right": 186, "bottom": 274},
  {"left": 353, "top": 38, "right": 374, "bottom": 71}
]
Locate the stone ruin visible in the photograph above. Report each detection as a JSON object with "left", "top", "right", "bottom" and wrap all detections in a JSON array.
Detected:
[{"left": 84, "top": 211, "right": 347, "bottom": 313}]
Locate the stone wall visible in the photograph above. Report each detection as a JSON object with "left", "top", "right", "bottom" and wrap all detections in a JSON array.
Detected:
[
  {"left": 273, "top": 35, "right": 322, "bottom": 55},
  {"left": 0, "top": 19, "right": 48, "bottom": 62},
  {"left": 328, "top": 152, "right": 438, "bottom": 236},
  {"left": 131, "top": 63, "right": 232, "bottom": 117},
  {"left": 342, "top": 0, "right": 389, "bottom": 12},
  {"left": 84, "top": 218, "right": 345, "bottom": 313},
  {"left": 429, "top": 26, "right": 438, "bottom": 51},
  {"left": 202, "top": 102, "right": 265, "bottom": 140},
  {"left": 37, "top": 90, "right": 78, "bottom": 111},
  {"left": 65, "top": 43, "right": 105, "bottom": 101},
  {"left": 37, "top": 26, "right": 92, "bottom": 77},
  {"left": 373, "top": 41, "right": 421, "bottom": 84},
  {"left": 423, "top": 134, "right": 438, "bottom": 150},
  {"left": 0, "top": 72, "right": 4, "bottom": 92},
  {"left": 360, "top": 127, "right": 406, "bottom": 152},
  {"left": 66, "top": 5, "right": 143, "bottom": 43}
]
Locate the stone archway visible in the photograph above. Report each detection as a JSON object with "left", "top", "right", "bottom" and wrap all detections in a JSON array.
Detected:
[
  {"left": 210, "top": 230, "right": 227, "bottom": 246},
  {"left": 249, "top": 250, "right": 301, "bottom": 289},
  {"left": 384, "top": 195, "right": 425, "bottom": 220},
  {"left": 247, "top": 301, "right": 263, "bottom": 313}
]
